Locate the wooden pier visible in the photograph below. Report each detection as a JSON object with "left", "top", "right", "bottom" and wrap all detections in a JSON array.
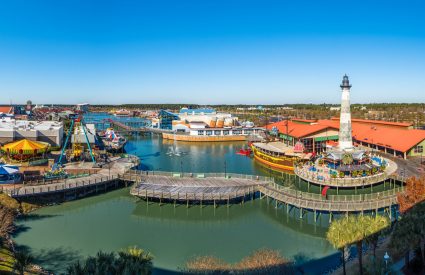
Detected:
[
  {"left": 127, "top": 172, "right": 266, "bottom": 204},
  {"left": 2, "top": 162, "right": 404, "bottom": 222},
  {"left": 1, "top": 155, "right": 139, "bottom": 199},
  {"left": 126, "top": 170, "right": 403, "bottom": 221}
]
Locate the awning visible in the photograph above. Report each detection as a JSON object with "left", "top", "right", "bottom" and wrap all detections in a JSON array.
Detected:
[
  {"left": 0, "top": 164, "right": 19, "bottom": 175},
  {"left": 1, "top": 139, "right": 49, "bottom": 155}
]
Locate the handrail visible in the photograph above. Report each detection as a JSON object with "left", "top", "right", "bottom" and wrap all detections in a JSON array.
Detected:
[
  {"left": 265, "top": 182, "right": 403, "bottom": 203},
  {"left": 125, "top": 170, "right": 273, "bottom": 183},
  {"left": 258, "top": 185, "right": 399, "bottom": 211},
  {"left": 294, "top": 166, "right": 391, "bottom": 187}
]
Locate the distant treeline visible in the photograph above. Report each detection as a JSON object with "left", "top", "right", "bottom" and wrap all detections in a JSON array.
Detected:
[{"left": 89, "top": 103, "right": 425, "bottom": 110}]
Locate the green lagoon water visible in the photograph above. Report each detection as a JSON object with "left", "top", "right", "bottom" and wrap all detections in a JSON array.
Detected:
[{"left": 14, "top": 133, "right": 339, "bottom": 274}]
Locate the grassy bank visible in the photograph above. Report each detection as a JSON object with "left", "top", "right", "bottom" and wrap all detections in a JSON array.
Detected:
[
  {"left": 0, "top": 193, "right": 41, "bottom": 214},
  {"left": 0, "top": 247, "right": 14, "bottom": 274}
]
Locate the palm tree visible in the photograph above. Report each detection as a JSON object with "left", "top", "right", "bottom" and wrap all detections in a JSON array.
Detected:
[
  {"left": 326, "top": 217, "right": 352, "bottom": 275},
  {"left": 391, "top": 202, "right": 425, "bottom": 267},
  {"left": 117, "top": 246, "right": 153, "bottom": 275},
  {"left": 65, "top": 246, "right": 153, "bottom": 275},
  {"left": 13, "top": 250, "right": 33, "bottom": 275},
  {"left": 365, "top": 215, "right": 391, "bottom": 259}
]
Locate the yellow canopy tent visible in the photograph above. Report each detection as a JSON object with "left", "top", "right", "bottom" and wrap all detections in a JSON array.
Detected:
[{"left": 1, "top": 139, "right": 49, "bottom": 155}]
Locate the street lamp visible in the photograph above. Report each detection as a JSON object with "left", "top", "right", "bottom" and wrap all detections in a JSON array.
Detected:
[
  {"left": 180, "top": 160, "right": 183, "bottom": 177},
  {"left": 383, "top": 251, "right": 390, "bottom": 273},
  {"left": 224, "top": 160, "right": 227, "bottom": 178}
]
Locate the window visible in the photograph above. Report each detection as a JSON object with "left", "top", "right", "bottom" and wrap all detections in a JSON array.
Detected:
[
  {"left": 206, "top": 130, "right": 212, "bottom": 136},
  {"left": 244, "top": 129, "right": 253, "bottom": 135},
  {"left": 414, "top": 145, "right": 423, "bottom": 154},
  {"left": 223, "top": 130, "right": 229, "bottom": 136},
  {"left": 232, "top": 130, "right": 242, "bottom": 135},
  {"left": 214, "top": 130, "right": 221, "bottom": 136},
  {"left": 198, "top": 130, "right": 204, "bottom": 136}
]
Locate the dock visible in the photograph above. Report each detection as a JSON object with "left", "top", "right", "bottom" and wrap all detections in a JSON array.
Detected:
[
  {"left": 125, "top": 170, "right": 403, "bottom": 221},
  {"left": 1, "top": 155, "right": 139, "bottom": 199},
  {"left": 1, "top": 163, "right": 405, "bottom": 222},
  {"left": 127, "top": 172, "right": 267, "bottom": 204}
]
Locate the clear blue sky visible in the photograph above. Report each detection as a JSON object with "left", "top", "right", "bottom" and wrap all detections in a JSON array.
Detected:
[{"left": 0, "top": 0, "right": 424, "bottom": 105}]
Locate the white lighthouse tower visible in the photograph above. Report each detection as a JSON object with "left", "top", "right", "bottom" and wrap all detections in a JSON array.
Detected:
[{"left": 338, "top": 75, "right": 354, "bottom": 151}]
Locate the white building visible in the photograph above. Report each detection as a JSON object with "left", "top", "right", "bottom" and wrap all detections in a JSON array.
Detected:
[{"left": 0, "top": 118, "right": 63, "bottom": 146}]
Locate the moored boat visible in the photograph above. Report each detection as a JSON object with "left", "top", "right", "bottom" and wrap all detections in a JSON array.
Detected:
[{"left": 251, "top": 141, "right": 312, "bottom": 171}]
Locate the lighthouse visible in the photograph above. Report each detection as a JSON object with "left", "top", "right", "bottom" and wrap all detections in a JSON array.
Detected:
[{"left": 338, "top": 75, "right": 354, "bottom": 151}]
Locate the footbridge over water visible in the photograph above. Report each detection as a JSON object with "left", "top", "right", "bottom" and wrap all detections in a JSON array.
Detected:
[
  {"left": 94, "top": 119, "right": 173, "bottom": 134},
  {"left": 125, "top": 170, "right": 403, "bottom": 221},
  {"left": 2, "top": 164, "right": 403, "bottom": 222}
]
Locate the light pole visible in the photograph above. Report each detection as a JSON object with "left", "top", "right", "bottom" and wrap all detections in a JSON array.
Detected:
[
  {"left": 180, "top": 160, "right": 183, "bottom": 177},
  {"left": 383, "top": 251, "right": 390, "bottom": 274},
  {"left": 224, "top": 160, "right": 227, "bottom": 178}
]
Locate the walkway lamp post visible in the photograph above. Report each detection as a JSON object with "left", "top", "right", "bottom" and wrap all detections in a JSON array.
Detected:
[
  {"left": 180, "top": 160, "right": 183, "bottom": 177},
  {"left": 224, "top": 160, "right": 227, "bottom": 178},
  {"left": 383, "top": 251, "right": 390, "bottom": 274}
]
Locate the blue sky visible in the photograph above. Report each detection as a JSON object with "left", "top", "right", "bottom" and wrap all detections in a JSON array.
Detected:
[{"left": 0, "top": 0, "right": 424, "bottom": 105}]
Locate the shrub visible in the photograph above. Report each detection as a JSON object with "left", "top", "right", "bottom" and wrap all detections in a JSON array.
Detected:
[{"left": 184, "top": 249, "right": 292, "bottom": 275}]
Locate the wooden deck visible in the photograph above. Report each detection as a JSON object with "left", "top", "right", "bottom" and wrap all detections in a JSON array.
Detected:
[
  {"left": 2, "top": 156, "right": 139, "bottom": 198},
  {"left": 129, "top": 174, "right": 266, "bottom": 202},
  {"left": 127, "top": 171, "right": 401, "bottom": 217},
  {"left": 258, "top": 184, "right": 399, "bottom": 214}
]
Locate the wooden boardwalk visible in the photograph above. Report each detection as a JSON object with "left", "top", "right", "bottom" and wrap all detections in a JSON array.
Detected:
[
  {"left": 127, "top": 171, "right": 401, "bottom": 218},
  {"left": 128, "top": 173, "right": 267, "bottom": 203},
  {"left": 2, "top": 156, "right": 139, "bottom": 198},
  {"left": 258, "top": 184, "right": 399, "bottom": 214}
]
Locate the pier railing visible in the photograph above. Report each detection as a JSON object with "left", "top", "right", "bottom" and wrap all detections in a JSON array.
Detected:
[
  {"left": 3, "top": 174, "right": 121, "bottom": 197},
  {"left": 294, "top": 167, "right": 391, "bottom": 187},
  {"left": 259, "top": 182, "right": 402, "bottom": 212},
  {"left": 125, "top": 169, "right": 273, "bottom": 183},
  {"left": 267, "top": 182, "right": 404, "bottom": 202}
]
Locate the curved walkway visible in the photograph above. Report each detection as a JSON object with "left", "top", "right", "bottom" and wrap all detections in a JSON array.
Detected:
[
  {"left": 127, "top": 171, "right": 269, "bottom": 202},
  {"left": 1, "top": 156, "right": 139, "bottom": 198},
  {"left": 294, "top": 158, "right": 398, "bottom": 187},
  {"left": 259, "top": 183, "right": 400, "bottom": 213}
]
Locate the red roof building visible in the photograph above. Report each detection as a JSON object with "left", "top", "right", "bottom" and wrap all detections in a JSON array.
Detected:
[
  {"left": 266, "top": 118, "right": 425, "bottom": 159},
  {"left": 0, "top": 106, "right": 14, "bottom": 115}
]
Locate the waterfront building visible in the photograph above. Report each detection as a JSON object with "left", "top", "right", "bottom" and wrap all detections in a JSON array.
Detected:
[
  {"left": 265, "top": 75, "right": 425, "bottom": 159},
  {"left": 266, "top": 118, "right": 425, "bottom": 159},
  {"left": 0, "top": 117, "right": 63, "bottom": 146},
  {"left": 0, "top": 105, "right": 14, "bottom": 117},
  {"left": 160, "top": 107, "right": 263, "bottom": 141}
]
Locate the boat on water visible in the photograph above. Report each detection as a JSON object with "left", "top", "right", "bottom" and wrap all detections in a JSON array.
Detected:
[
  {"left": 236, "top": 146, "right": 252, "bottom": 156},
  {"left": 112, "top": 109, "right": 131, "bottom": 117},
  {"left": 101, "top": 128, "right": 127, "bottom": 151},
  {"left": 250, "top": 141, "right": 312, "bottom": 171}
]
